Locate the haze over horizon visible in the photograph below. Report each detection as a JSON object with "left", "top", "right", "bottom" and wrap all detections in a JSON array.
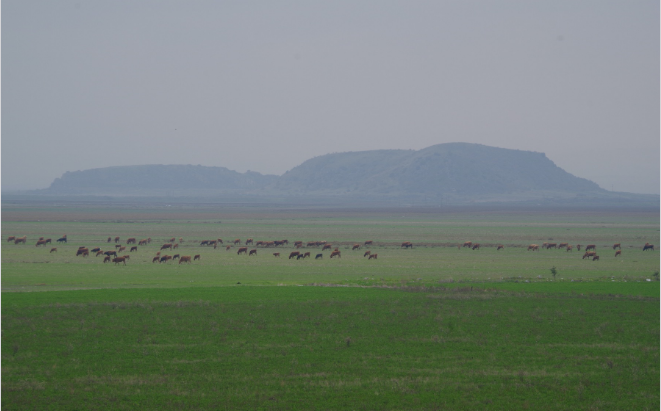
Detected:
[{"left": 3, "top": 2, "right": 659, "bottom": 194}]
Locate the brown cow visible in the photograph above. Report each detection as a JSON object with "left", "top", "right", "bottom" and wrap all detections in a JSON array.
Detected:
[
  {"left": 289, "top": 251, "right": 300, "bottom": 259},
  {"left": 152, "top": 256, "right": 160, "bottom": 263},
  {"left": 159, "top": 255, "right": 171, "bottom": 263},
  {"left": 76, "top": 248, "right": 89, "bottom": 256},
  {"left": 226, "top": 245, "right": 231, "bottom": 251},
  {"left": 194, "top": 254, "right": 201, "bottom": 261},
  {"left": 364, "top": 240, "right": 373, "bottom": 246},
  {"left": 643, "top": 243, "right": 655, "bottom": 251},
  {"left": 585, "top": 244, "right": 596, "bottom": 251},
  {"left": 576, "top": 244, "right": 581, "bottom": 251},
  {"left": 352, "top": 244, "right": 361, "bottom": 250},
  {"left": 118, "top": 246, "right": 126, "bottom": 253},
  {"left": 122, "top": 255, "right": 130, "bottom": 260},
  {"left": 364, "top": 251, "right": 371, "bottom": 257},
  {"left": 233, "top": 239, "right": 241, "bottom": 245},
  {"left": 330, "top": 250, "right": 341, "bottom": 258},
  {"left": 173, "top": 243, "right": 179, "bottom": 249},
  {"left": 14, "top": 236, "right": 27, "bottom": 244},
  {"left": 545, "top": 243, "right": 557, "bottom": 249},
  {"left": 104, "top": 256, "right": 111, "bottom": 263},
  {"left": 161, "top": 243, "right": 173, "bottom": 250},
  {"left": 303, "top": 252, "right": 311, "bottom": 259},
  {"left": 294, "top": 241, "right": 303, "bottom": 247},
  {"left": 273, "top": 253, "right": 280, "bottom": 257},
  {"left": 368, "top": 253, "right": 378, "bottom": 260},
  {"left": 592, "top": 255, "right": 600, "bottom": 261},
  {"left": 614, "top": 250, "right": 621, "bottom": 257},
  {"left": 472, "top": 244, "right": 480, "bottom": 250},
  {"left": 50, "top": 247, "right": 57, "bottom": 253},
  {"left": 566, "top": 245, "right": 573, "bottom": 252},
  {"left": 113, "top": 257, "right": 127, "bottom": 265},
  {"left": 7, "top": 236, "right": 16, "bottom": 242},
  {"left": 401, "top": 242, "right": 413, "bottom": 249},
  {"left": 558, "top": 243, "right": 568, "bottom": 249},
  {"left": 216, "top": 238, "right": 223, "bottom": 244},
  {"left": 139, "top": 239, "right": 148, "bottom": 246},
  {"left": 96, "top": 250, "right": 105, "bottom": 257},
  {"left": 172, "top": 254, "right": 180, "bottom": 260},
  {"left": 527, "top": 244, "right": 539, "bottom": 251},
  {"left": 246, "top": 238, "right": 254, "bottom": 245},
  {"left": 115, "top": 244, "right": 122, "bottom": 249},
  {"left": 582, "top": 251, "right": 597, "bottom": 260},
  {"left": 35, "top": 240, "right": 47, "bottom": 247},
  {"left": 322, "top": 244, "right": 332, "bottom": 251},
  {"left": 179, "top": 256, "right": 192, "bottom": 264},
  {"left": 126, "top": 238, "right": 136, "bottom": 244},
  {"left": 237, "top": 247, "right": 248, "bottom": 255},
  {"left": 613, "top": 243, "right": 621, "bottom": 250},
  {"left": 462, "top": 241, "right": 472, "bottom": 248},
  {"left": 496, "top": 245, "right": 504, "bottom": 251},
  {"left": 45, "top": 239, "right": 52, "bottom": 244},
  {"left": 130, "top": 246, "right": 138, "bottom": 252},
  {"left": 114, "top": 236, "right": 120, "bottom": 243},
  {"left": 169, "top": 237, "right": 176, "bottom": 243},
  {"left": 307, "top": 241, "right": 317, "bottom": 247},
  {"left": 107, "top": 237, "right": 112, "bottom": 243},
  {"left": 249, "top": 249, "right": 257, "bottom": 256}
]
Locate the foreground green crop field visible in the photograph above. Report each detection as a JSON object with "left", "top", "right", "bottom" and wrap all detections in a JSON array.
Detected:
[{"left": 2, "top": 204, "right": 659, "bottom": 409}]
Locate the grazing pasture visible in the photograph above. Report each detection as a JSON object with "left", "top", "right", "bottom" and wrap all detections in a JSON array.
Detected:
[{"left": 2, "top": 203, "right": 659, "bottom": 409}]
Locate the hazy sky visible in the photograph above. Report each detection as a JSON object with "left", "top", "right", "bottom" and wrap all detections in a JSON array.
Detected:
[{"left": 3, "top": 1, "right": 659, "bottom": 194}]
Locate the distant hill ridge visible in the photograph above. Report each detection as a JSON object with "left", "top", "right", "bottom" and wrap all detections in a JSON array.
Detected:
[{"left": 44, "top": 143, "right": 606, "bottom": 201}]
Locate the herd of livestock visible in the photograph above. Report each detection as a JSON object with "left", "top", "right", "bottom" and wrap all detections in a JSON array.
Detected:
[{"left": 6, "top": 234, "right": 656, "bottom": 265}]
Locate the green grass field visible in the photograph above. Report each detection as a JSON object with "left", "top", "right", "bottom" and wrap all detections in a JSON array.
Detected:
[{"left": 2, "top": 204, "right": 659, "bottom": 409}]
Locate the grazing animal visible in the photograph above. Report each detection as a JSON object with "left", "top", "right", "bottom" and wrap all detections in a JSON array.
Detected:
[
  {"left": 472, "top": 244, "right": 480, "bottom": 250},
  {"left": 368, "top": 253, "right": 378, "bottom": 260},
  {"left": 496, "top": 245, "right": 504, "bottom": 251},
  {"left": 273, "top": 253, "right": 280, "bottom": 257},
  {"left": 76, "top": 248, "right": 89, "bottom": 256},
  {"left": 592, "top": 255, "right": 600, "bottom": 261},
  {"left": 139, "top": 239, "right": 148, "bottom": 246},
  {"left": 118, "top": 246, "right": 126, "bottom": 252},
  {"left": 179, "top": 256, "right": 192, "bottom": 264},
  {"left": 113, "top": 257, "right": 127, "bottom": 265},
  {"left": 173, "top": 243, "right": 179, "bottom": 249},
  {"left": 107, "top": 237, "right": 112, "bottom": 243},
  {"left": 582, "top": 251, "right": 597, "bottom": 260},
  {"left": 303, "top": 252, "right": 311, "bottom": 258},
  {"left": 364, "top": 240, "right": 373, "bottom": 246},
  {"left": 172, "top": 254, "right": 180, "bottom": 260},
  {"left": 585, "top": 244, "right": 596, "bottom": 251},
  {"left": 14, "top": 236, "right": 27, "bottom": 244},
  {"left": 246, "top": 238, "right": 253, "bottom": 245},
  {"left": 297, "top": 253, "right": 305, "bottom": 260},
  {"left": 200, "top": 240, "right": 209, "bottom": 246},
  {"left": 643, "top": 243, "right": 655, "bottom": 251},
  {"left": 576, "top": 244, "right": 581, "bottom": 251},
  {"left": 330, "top": 250, "right": 341, "bottom": 258},
  {"left": 7, "top": 236, "right": 16, "bottom": 242},
  {"left": 237, "top": 247, "right": 248, "bottom": 255},
  {"left": 615, "top": 250, "right": 621, "bottom": 257},
  {"left": 122, "top": 255, "right": 130, "bottom": 260},
  {"left": 126, "top": 238, "right": 136, "bottom": 244},
  {"left": 160, "top": 243, "right": 173, "bottom": 250},
  {"left": 96, "top": 250, "right": 105, "bottom": 257},
  {"left": 152, "top": 256, "right": 160, "bottom": 263},
  {"left": 56, "top": 236, "right": 67, "bottom": 243},
  {"left": 322, "top": 244, "right": 332, "bottom": 251},
  {"left": 104, "top": 251, "right": 117, "bottom": 257},
  {"left": 50, "top": 247, "right": 57, "bottom": 253},
  {"left": 315, "top": 253, "right": 323, "bottom": 259},
  {"left": 159, "top": 255, "right": 170, "bottom": 263},
  {"left": 352, "top": 244, "right": 361, "bottom": 250},
  {"left": 114, "top": 237, "right": 120, "bottom": 243},
  {"left": 91, "top": 247, "right": 101, "bottom": 253},
  {"left": 115, "top": 244, "right": 122, "bottom": 249},
  {"left": 35, "top": 240, "right": 47, "bottom": 247},
  {"left": 233, "top": 239, "right": 241, "bottom": 245},
  {"left": 613, "top": 243, "right": 621, "bottom": 250},
  {"left": 566, "top": 245, "right": 573, "bottom": 252},
  {"left": 130, "top": 246, "right": 138, "bottom": 252},
  {"left": 194, "top": 254, "right": 201, "bottom": 261},
  {"left": 527, "top": 244, "right": 539, "bottom": 251},
  {"left": 545, "top": 243, "right": 557, "bottom": 249},
  {"left": 296, "top": 244, "right": 303, "bottom": 249},
  {"left": 169, "top": 237, "right": 176, "bottom": 243},
  {"left": 45, "top": 239, "right": 52, "bottom": 244},
  {"left": 289, "top": 251, "right": 300, "bottom": 259},
  {"left": 104, "top": 256, "right": 111, "bottom": 263},
  {"left": 401, "top": 242, "right": 413, "bottom": 249},
  {"left": 364, "top": 251, "right": 371, "bottom": 257},
  {"left": 226, "top": 245, "right": 231, "bottom": 251},
  {"left": 249, "top": 249, "right": 257, "bottom": 256},
  {"left": 558, "top": 243, "right": 568, "bottom": 249},
  {"left": 306, "top": 241, "right": 317, "bottom": 247},
  {"left": 462, "top": 241, "right": 472, "bottom": 248},
  {"left": 216, "top": 239, "right": 222, "bottom": 244}
]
